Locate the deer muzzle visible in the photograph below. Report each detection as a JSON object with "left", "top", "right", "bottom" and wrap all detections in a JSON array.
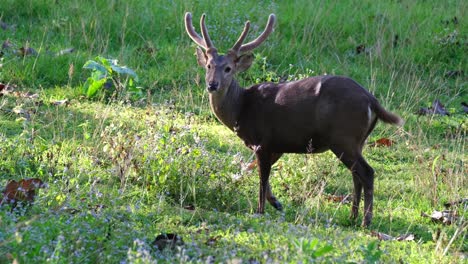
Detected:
[{"left": 207, "top": 81, "right": 219, "bottom": 92}]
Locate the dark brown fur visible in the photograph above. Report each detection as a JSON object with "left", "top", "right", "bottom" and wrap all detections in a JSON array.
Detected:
[{"left": 185, "top": 12, "right": 403, "bottom": 227}]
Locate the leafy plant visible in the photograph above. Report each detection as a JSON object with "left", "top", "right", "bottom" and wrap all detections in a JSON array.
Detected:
[
  {"left": 82, "top": 56, "right": 143, "bottom": 100},
  {"left": 360, "top": 241, "right": 383, "bottom": 263},
  {"left": 292, "top": 238, "right": 334, "bottom": 260}
]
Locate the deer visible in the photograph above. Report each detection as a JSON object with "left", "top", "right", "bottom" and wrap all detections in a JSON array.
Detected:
[{"left": 184, "top": 12, "right": 403, "bottom": 227}]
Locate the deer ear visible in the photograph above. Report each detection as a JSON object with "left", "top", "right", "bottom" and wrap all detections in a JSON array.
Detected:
[
  {"left": 236, "top": 53, "right": 254, "bottom": 73},
  {"left": 195, "top": 47, "right": 207, "bottom": 67}
]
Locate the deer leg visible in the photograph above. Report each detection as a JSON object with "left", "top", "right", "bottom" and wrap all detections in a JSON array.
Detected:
[
  {"left": 351, "top": 174, "right": 362, "bottom": 220},
  {"left": 357, "top": 156, "right": 375, "bottom": 227},
  {"left": 255, "top": 150, "right": 272, "bottom": 214},
  {"left": 266, "top": 153, "right": 283, "bottom": 211},
  {"left": 332, "top": 148, "right": 374, "bottom": 227}
]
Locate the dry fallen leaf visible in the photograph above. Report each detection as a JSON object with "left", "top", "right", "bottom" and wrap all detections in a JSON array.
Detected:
[
  {"left": 56, "top": 48, "right": 75, "bottom": 56},
  {"left": 0, "top": 21, "right": 16, "bottom": 31},
  {"left": 11, "top": 91, "right": 39, "bottom": 99},
  {"left": 51, "top": 99, "right": 69, "bottom": 106},
  {"left": 421, "top": 210, "right": 458, "bottom": 225},
  {"left": 370, "top": 138, "right": 394, "bottom": 147},
  {"left": 152, "top": 233, "right": 184, "bottom": 250},
  {"left": 18, "top": 46, "right": 37, "bottom": 57},
  {"left": 371, "top": 231, "right": 415, "bottom": 241},
  {"left": 444, "top": 198, "right": 468, "bottom": 208},
  {"left": 0, "top": 83, "right": 15, "bottom": 95},
  {"left": 246, "top": 159, "right": 257, "bottom": 171},
  {"left": 1, "top": 178, "right": 47, "bottom": 207},
  {"left": 444, "top": 70, "right": 464, "bottom": 78},
  {"left": 356, "top": 44, "right": 368, "bottom": 54},
  {"left": 2, "top": 39, "right": 14, "bottom": 50},
  {"left": 326, "top": 194, "right": 352, "bottom": 204},
  {"left": 206, "top": 235, "right": 221, "bottom": 246},
  {"left": 371, "top": 231, "right": 393, "bottom": 241},
  {"left": 461, "top": 102, "right": 468, "bottom": 114},
  {"left": 417, "top": 100, "right": 449, "bottom": 116},
  {"left": 183, "top": 204, "right": 195, "bottom": 210}
]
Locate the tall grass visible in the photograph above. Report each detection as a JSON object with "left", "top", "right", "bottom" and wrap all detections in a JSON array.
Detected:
[{"left": 0, "top": 0, "right": 466, "bottom": 263}]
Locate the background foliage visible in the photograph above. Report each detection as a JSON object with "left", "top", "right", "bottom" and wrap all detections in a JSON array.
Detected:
[{"left": 0, "top": 0, "right": 466, "bottom": 263}]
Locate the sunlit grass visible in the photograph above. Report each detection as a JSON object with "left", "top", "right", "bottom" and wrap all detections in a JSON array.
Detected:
[{"left": 0, "top": 0, "right": 466, "bottom": 263}]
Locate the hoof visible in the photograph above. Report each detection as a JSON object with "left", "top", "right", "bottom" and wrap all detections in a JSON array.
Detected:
[
  {"left": 361, "top": 219, "right": 372, "bottom": 228},
  {"left": 268, "top": 199, "right": 283, "bottom": 211}
]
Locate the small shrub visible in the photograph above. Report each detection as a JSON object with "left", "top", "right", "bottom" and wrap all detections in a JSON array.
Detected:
[{"left": 82, "top": 56, "right": 143, "bottom": 100}]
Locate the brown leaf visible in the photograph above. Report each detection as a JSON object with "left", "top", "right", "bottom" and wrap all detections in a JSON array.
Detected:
[
  {"left": 417, "top": 100, "right": 449, "bottom": 116},
  {"left": 2, "top": 39, "right": 14, "bottom": 50},
  {"left": 18, "top": 47, "right": 37, "bottom": 57},
  {"left": 371, "top": 231, "right": 415, "bottom": 241},
  {"left": 152, "top": 233, "right": 184, "bottom": 250},
  {"left": 0, "top": 21, "right": 16, "bottom": 31},
  {"left": 206, "top": 235, "right": 221, "bottom": 246},
  {"left": 371, "top": 231, "right": 394, "bottom": 241},
  {"left": 421, "top": 210, "right": 458, "bottom": 225},
  {"left": 51, "top": 99, "right": 69, "bottom": 106},
  {"left": 1, "top": 178, "right": 47, "bottom": 207},
  {"left": 0, "top": 83, "right": 15, "bottom": 95},
  {"left": 395, "top": 234, "right": 415, "bottom": 241},
  {"left": 326, "top": 194, "right": 352, "bottom": 204},
  {"left": 246, "top": 159, "right": 257, "bottom": 171},
  {"left": 356, "top": 44, "right": 368, "bottom": 54},
  {"left": 444, "top": 70, "right": 464, "bottom": 78},
  {"left": 0, "top": 21, "right": 8, "bottom": 30},
  {"left": 56, "top": 48, "right": 75, "bottom": 56},
  {"left": 12, "top": 91, "right": 39, "bottom": 99},
  {"left": 461, "top": 102, "right": 468, "bottom": 113},
  {"left": 183, "top": 204, "right": 195, "bottom": 210},
  {"left": 444, "top": 198, "right": 468, "bottom": 208},
  {"left": 370, "top": 138, "right": 394, "bottom": 147}
]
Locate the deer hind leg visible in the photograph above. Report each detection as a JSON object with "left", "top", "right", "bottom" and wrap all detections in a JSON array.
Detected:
[
  {"left": 351, "top": 174, "right": 363, "bottom": 220},
  {"left": 332, "top": 148, "right": 375, "bottom": 227},
  {"left": 358, "top": 156, "right": 375, "bottom": 227}
]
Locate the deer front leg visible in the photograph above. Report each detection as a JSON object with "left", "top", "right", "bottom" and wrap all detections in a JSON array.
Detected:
[
  {"left": 255, "top": 150, "right": 272, "bottom": 214},
  {"left": 266, "top": 153, "right": 283, "bottom": 211}
]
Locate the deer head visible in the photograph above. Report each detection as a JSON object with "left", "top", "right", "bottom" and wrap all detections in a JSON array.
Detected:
[{"left": 184, "top": 12, "right": 276, "bottom": 95}]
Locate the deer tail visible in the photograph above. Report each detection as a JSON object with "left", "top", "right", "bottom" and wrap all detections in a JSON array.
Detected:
[{"left": 372, "top": 100, "right": 404, "bottom": 126}]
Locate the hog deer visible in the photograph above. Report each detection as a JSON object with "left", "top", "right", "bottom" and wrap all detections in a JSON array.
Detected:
[{"left": 184, "top": 12, "right": 403, "bottom": 227}]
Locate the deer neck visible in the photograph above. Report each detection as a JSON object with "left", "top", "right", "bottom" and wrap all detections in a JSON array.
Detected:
[{"left": 208, "top": 79, "right": 244, "bottom": 131}]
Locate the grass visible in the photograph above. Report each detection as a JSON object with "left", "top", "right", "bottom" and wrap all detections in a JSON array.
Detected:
[{"left": 0, "top": 0, "right": 466, "bottom": 263}]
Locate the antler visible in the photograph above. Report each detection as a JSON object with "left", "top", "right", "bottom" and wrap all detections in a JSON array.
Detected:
[
  {"left": 185, "top": 12, "right": 275, "bottom": 54},
  {"left": 231, "top": 21, "right": 251, "bottom": 52},
  {"left": 231, "top": 14, "right": 276, "bottom": 54},
  {"left": 184, "top": 12, "right": 215, "bottom": 50}
]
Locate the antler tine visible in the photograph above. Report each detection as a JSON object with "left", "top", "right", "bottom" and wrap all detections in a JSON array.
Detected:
[
  {"left": 231, "top": 21, "right": 251, "bottom": 53},
  {"left": 185, "top": 12, "right": 207, "bottom": 49},
  {"left": 239, "top": 14, "right": 276, "bottom": 53},
  {"left": 200, "top": 14, "right": 215, "bottom": 49}
]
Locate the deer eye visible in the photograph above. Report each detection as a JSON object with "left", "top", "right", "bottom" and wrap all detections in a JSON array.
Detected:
[
  {"left": 224, "top": 66, "right": 232, "bottom": 73},
  {"left": 207, "top": 64, "right": 211, "bottom": 69}
]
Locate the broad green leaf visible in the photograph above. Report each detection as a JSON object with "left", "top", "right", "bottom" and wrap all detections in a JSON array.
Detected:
[
  {"left": 83, "top": 60, "right": 108, "bottom": 74},
  {"left": 91, "top": 70, "right": 107, "bottom": 81},
  {"left": 110, "top": 64, "right": 138, "bottom": 80},
  {"left": 313, "top": 245, "right": 334, "bottom": 258},
  {"left": 86, "top": 78, "right": 107, "bottom": 98}
]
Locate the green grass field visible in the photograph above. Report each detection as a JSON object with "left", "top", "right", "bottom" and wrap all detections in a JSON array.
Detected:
[{"left": 0, "top": 0, "right": 466, "bottom": 263}]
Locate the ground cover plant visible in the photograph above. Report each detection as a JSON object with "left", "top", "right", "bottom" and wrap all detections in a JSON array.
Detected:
[{"left": 0, "top": 0, "right": 466, "bottom": 263}]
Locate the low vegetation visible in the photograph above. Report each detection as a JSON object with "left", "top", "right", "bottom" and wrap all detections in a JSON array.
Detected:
[{"left": 0, "top": 0, "right": 466, "bottom": 263}]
